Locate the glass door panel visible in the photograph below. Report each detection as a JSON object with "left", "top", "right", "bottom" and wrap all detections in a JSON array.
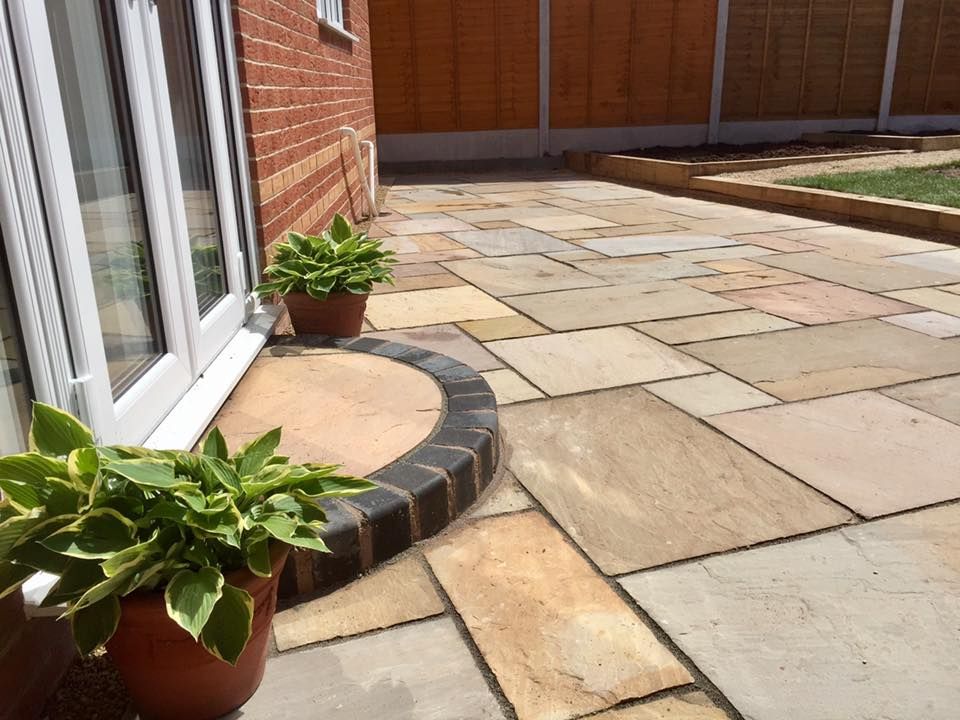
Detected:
[
  {"left": 0, "top": 237, "right": 31, "bottom": 454},
  {"left": 45, "top": 0, "right": 165, "bottom": 398}
]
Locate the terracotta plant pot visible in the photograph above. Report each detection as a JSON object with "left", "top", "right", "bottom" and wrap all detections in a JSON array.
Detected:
[
  {"left": 106, "top": 545, "right": 290, "bottom": 720},
  {"left": 283, "top": 291, "right": 369, "bottom": 336}
]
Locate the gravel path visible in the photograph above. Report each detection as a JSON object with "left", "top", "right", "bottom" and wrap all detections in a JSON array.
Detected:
[{"left": 721, "top": 148, "right": 960, "bottom": 183}]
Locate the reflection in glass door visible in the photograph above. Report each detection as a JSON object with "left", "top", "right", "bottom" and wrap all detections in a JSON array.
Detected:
[{"left": 0, "top": 235, "right": 31, "bottom": 454}]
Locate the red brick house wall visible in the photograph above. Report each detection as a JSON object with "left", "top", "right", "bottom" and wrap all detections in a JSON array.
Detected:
[{"left": 231, "top": 0, "right": 377, "bottom": 267}]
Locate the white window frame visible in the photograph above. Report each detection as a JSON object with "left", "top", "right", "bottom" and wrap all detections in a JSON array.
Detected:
[{"left": 316, "top": 0, "right": 358, "bottom": 42}]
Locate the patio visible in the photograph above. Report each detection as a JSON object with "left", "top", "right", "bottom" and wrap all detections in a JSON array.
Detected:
[{"left": 239, "top": 171, "right": 960, "bottom": 720}]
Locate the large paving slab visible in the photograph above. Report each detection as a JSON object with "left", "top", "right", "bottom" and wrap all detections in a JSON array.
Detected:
[
  {"left": 457, "top": 314, "right": 549, "bottom": 341},
  {"left": 377, "top": 233, "right": 464, "bottom": 255},
  {"left": 365, "top": 324, "right": 503, "bottom": 371},
  {"left": 470, "top": 470, "right": 534, "bottom": 518},
  {"left": 620, "top": 505, "right": 960, "bottom": 720},
  {"left": 709, "top": 391, "right": 960, "bottom": 517},
  {"left": 365, "top": 285, "right": 516, "bottom": 329},
  {"left": 590, "top": 692, "right": 728, "bottom": 720},
  {"left": 882, "top": 287, "right": 960, "bottom": 316},
  {"left": 572, "top": 256, "right": 717, "bottom": 284},
  {"left": 486, "top": 326, "right": 709, "bottom": 396},
  {"left": 515, "top": 213, "right": 619, "bottom": 232},
  {"left": 721, "top": 280, "right": 918, "bottom": 324},
  {"left": 481, "top": 368, "right": 545, "bottom": 404},
  {"left": 378, "top": 217, "right": 476, "bottom": 235},
  {"left": 445, "top": 227, "right": 578, "bottom": 256},
  {"left": 881, "top": 311, "right": 960, "bottom": 338},
  {"left": 579, "top": 204, "right": 691, "bottom": 226},
  {"left": 682, "top": 268, "right": 808, "bottom": 293},
  {"left": 501, "top": 387, "right": 852, "bottom": 573},
  {"left": 756, "top": 251, "right": 960, "bottom": 292},
  {"left": 272, "top": 556, "right": 445, "bottom": 650},
  {"left": 889, "top": 248, "right": 960, "bottom": 276},
  {"left": 676, "top": 213, "right": 827, "bottom": 236},
  {"left": 634, "top": 310, "right": 800, "bottom": 344},
  {"left": 683, "top": 319, "right": 960, "bottom": 401},
  {"left": 546, "top": 185, "right": 655, "bottom": 202},
  {"left": 232, "top": 618, "right": 505, "bottom": 720},
  {"left": 581, "top": 234, "right": 739, "bottom": 257},
  {"left": 644, "top": 372, "right": 779, "bottom": 417},
  {"left": 774, "top": 225, "right": 950, "bottom": 257},
  {"left": 504, "top": 282, "right": 744, "bottom": 331},
  {"left": 442, "top": 255, "right": 607, "bottom": 297},
  {"left": 424, "top": 512, "right": 692, "bottom": 720},
  {"left": 880, "top": 375, "right": 960, "bottom": 425}
]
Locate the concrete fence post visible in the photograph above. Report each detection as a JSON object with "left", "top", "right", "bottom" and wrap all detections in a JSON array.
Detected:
[
  {"left": 708, "top": 0, "right": 731, "bottom": 144},
  {"left": 538, "top": 0, "right": 550, "bottom": 156},
  {"left": 877, "top": 0, "right": 905, "bottom": 132}
]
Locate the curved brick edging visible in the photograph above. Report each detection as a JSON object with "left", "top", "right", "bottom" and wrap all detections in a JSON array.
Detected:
[{"left": 268, "top": 334, "right": 500, "bottom": 599}]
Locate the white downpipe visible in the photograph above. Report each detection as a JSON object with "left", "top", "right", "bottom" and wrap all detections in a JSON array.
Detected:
[
  {"left": 340, "top": 126, "right": 377, "bottom": 218},
  {"left": 360, "top": 138, "right": 377, "bottom": 217}
]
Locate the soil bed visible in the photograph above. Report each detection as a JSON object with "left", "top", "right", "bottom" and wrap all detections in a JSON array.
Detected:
[{"left": 622, "top": 142, "right": 891, "bottom": 163}]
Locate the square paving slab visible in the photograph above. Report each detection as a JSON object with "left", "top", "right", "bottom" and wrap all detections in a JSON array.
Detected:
[
  {"left": 504, "top": 282, "right": 744, "bottom": 331},
  {"left": 442, "top": 255, "right": 607, "bottom": 297},
  {"left": 232, "top": 618, "right": 505, "bottom": 720},
  {"left": 620, "top": 505, "right": 960, "bottom": 720},
  {"left": 644, "top": 372, "right": 779, "bottom": 417},
  {"left": 444, "top": 227, "right": 578, "bottom": 256},
  {"left": 366, "top": 324, "right": 504, "bottom": 370},
  {"left": 721, "top": 280, "right": 918, "bottom": 324},
  {"left": 425, "top": 512, "right": 692, "bottom": 720},
  {"left": 365, "top": 285, "right": 516, "bottom": 329},
  {"left": 634, "top": 310, "right": 800, "bottom": 344},
  {"left": 684, "top": 319, "right": 960, "bottom": 401},
  {"left": 486, "top": 326, "right": 709, "bottom": 396},
  {"left": 501, "top": 387, "right": 851, "bottom": 573},
  {"left": 757, "top": 251, "right": 960, "bottom": 292},
  {"left": 581, "top": 234, "right": 739, "bottom": 257},
  {"left": 880, "top": 375, "right": 960, "bottom": 425},
  {"left": 708, "top": 391, "right": 960, "bottom": 516},
  {"left": 572, "top": 256, "right": 717, "bottom": 284}
]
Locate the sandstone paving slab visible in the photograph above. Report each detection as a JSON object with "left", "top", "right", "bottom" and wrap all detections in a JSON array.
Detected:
[
  {"left": 619, "top": 505, "right": 960, "bottom": 720},
  {"left": 709, "top": 391, "right": 960, "bottom": 516},
  {"left": 481, "top": 368, "right": 545, "bottom": 404},
  {"left": 377, "top": 233, "right": 464, "bottom": 254},
  {"left": 546, "top": 185, "right": 655, "bottom": 202},
  {"left": 233, "top": 617, "right": 505, "bottom": 720},
  {"left": 501, "top": 387, "right": 852, "bottom": 573},
  {"left": 592, "top": 222, "right": 688, "bottom": 237},
  {"left": 391, "top": 262, "right": 449, "bottom": 277},
  {"left": 663, "top": 245, "right": 775, "bottom": 262},
  {"left": 676, "top": 213, "right": 828, "bottom": 237},
  {"left": 572, "top": 256, "right": 717, "bottom": 284},
  {"left": 881, "top": 311, "right": 960, "bottom": 338},
  {"left": 731, "top": 232, "right": 821, "bottom": 253},
  {"left": 445, "top": 227, "right": 578, "bottom": 256},
  {"left": 473, "top": 220, "right": 521, "bottom": 229},
  {"left": 590, "top": 692, "right": 729, "bottom": 720},
  {"left": 756, "top": 251, "right": 959, "bottom": 291},
  {"left": 637, "top": 196, "right": 764, "bottom": 220},
  {"left": 550, "top": 229, "right": 601, "bottom": 240},
  {"left": 442, "top": 255, "right": 608, "bottom": 297},
  {"left": 450, "top": 206, "right": 576, "bottom": 223},
  {"left": 504, "top": 282, "right": 744, "bottom": 331},
  {"left": 379, "top": 217, "right": 476, "bottom": 236},
  {"left": 580, "top": 204, "right": 691, "bottom": 226},
  {"left": 470, "top": 470, "right": 534, "bottom": 518},
  {"left": 581, "top": 234, "right": 739, "bottom": 257},
  {"left": 721, "top": 280, "right": 919, "bottom": 324},
  {"left": 515, "top": 213, "right": 620, "bottom": 232},
  {"left": 634, "top": 310, "right": 800, "bottom": 344},
  {"left": 424, "top": 511, "right": 693, "bottom": 720},
  {"left": 944, "top": 283, "right": 960, "bottom": 294},
  {"left": 644, "top": 372, "right": 779, "bottom": 417},
  {"left": 699, "top": 258, "right": 768, "bottom": 273},
  {"left": 682, "top": 268, "right": 808, "bottom": 293},
  {"left": 880, "top": 375, "right": 960, "bottom": 425},
  {"left": 683, "top": 319, "right": 960, "bottom": 401},
  {"left": 457, "top": 315, "right": 549, "bottom": 341},
  {"left": 774, "top": 225, "right": 951, "bottom": 257},
  {"left": 370, "top": 272, "right": 466, "bottom": 295},
  {"left": 545, "top": 249, "right": 606, "bottom": 261},
  {"left": 882, "top": 287, "right": 960, "bottom": 316},
  {"left": 366, "top": 324, "right": 504, "bottom": 370},
  {"left": 272, "top": 556, "right": 444, "bottom": 651},
  {"left": 486, "top": 326, "right": 710, "bottom": 396},
  {"left": 365, "top": 285, "right": 516, "bottom": 329},
  {"left": 391, "top": 248, "right": 481, "bottom": 265}
]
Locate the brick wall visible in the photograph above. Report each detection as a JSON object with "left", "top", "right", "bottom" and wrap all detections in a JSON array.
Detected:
[{"left": 232, "top": 0, "right": 377, "bottom": 267}]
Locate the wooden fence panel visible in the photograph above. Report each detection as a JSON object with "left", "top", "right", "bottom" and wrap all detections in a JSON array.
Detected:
[
  {"left": 549, "top": 0, "right": 591, "bottom": 128},
  {"left": 721, "top": 0, "right": 768, "bottom": 120},
  {"left": 369, "top": 0, "right": 417, "bottom": 133},
  {"left": 839, "top": 0, "right": 891, "bottom": 116},
  {"left": 411, "top": 0, "right": 457, "bottom": 132},
  {"left": 497, "top": 0, "right": 540, "bottom": 129},
  {"left": 628, "top": 0, "right": 674, "bottom": 124},
  {"left": 800, "top": 1, "right": 850, "bottom": 116},
  {"left": 893, "top": 0, "right": 960, "bottom": 115}
]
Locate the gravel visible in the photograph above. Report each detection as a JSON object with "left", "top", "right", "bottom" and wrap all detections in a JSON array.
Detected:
[
  {"left": 718, "top": 149, "right": 960, "bottom": 183},
  {"left": 42, "top": 653, "right": 133, "bottom": 720},
  {"left": 622, "top": 142, "right": 891, "bottom": 163}
]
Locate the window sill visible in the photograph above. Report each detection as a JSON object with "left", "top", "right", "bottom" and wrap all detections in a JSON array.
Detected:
[{"left": 318, "top": 18, "right": 359, "bottom": 43}]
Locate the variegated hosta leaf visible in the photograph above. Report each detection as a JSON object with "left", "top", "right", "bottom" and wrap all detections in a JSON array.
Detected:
[
  {"left": 164, "top": 566, "right": 224, "bottom": 640},
  {"left": 29, "top": 402, "right": 95, "bottom": 456},
  {"left": 71, "top": 595, "right": 120, "bottom": 655},
  {"left": 200, "top": 583, "right": 254, "bottom": 665},
  {"left": 41, "top": 508, "right": 138, "bottom": 559}
]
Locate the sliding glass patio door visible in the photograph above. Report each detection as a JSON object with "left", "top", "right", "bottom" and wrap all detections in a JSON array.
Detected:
[{"left": 8, "top": 0, "right": 249, "bottom": 444}]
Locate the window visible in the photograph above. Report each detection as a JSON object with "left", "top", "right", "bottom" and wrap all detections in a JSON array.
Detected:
[
  {"left": 0, "top": 232, "right": 31, "bottom": 454},
  {"left": 317, "top": 0, "right": 344, "bottom": 30}
]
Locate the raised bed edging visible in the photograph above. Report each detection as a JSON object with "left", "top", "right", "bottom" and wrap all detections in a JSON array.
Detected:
[
  {"left": 564, "top": 149, "right": 909, "bottom": 190},
  {"left": 803, "top": 131, "right": 960, "bottom": 152},
  {"left": 688, "top": 175, "right": 960, "bottom": 238},
  {"left": 267, "top": 334, "right": 500, "bottom": 600}
]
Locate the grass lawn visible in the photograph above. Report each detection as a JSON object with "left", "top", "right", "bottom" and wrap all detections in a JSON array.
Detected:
[{"left": 780, "top": 161, "right": 960, "bottom": 209}]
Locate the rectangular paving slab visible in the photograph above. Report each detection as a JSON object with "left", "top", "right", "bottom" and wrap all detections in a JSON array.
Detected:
[
  {"left": 442, "top": 255, "right": 608, "bottom": 297},
  {"left": 233, "top": 617, "right": 505, "bottom": 720},
  {"left": 620, "top": 505, "right": 960, "bottom": 720},
  {"left": 581, "top": 234, "right": 739, "bottom": 257},
  {"left": 644, "top": 372, "right": 779, "bottom": 417},
  {"left": 365, "top": 285, "right": 516, "bottom": 329},
  {"left": 684, "top": 319, "right": 960, "bottom": 401},
  {"left": 882, "top": 287, "right": 960, "bottom": 316},
  {"left": 774, "top": 226, "right": 950, "bottom": 257},
  {"left": 501, "top": 387, "right": 851, "bottom": 573},
  {"left": 889, "top": 248, "right": 960, "bottom": 276},
  {"left": 634, "top": 310, "right": 800, "bottom": 344},
  {"left": 756, "top": 251, "right": 960, "bottom": 292},
  {"left": 590, "top": 692, "right": 728, "bottom": 720},
  {"left": 572, "top": 256, "right": 717, "bottom": 284},
  {"left": 366, "top": 324, "right": 504, "bottom": 370},
  {"left": 445, "top": 227, "right": 578, "bottom": 256},
  {"left": 424, "top": 511, "right": 693, "bottom": 720},
  {"left": 880, "top": 375, "right": 960, "bottom": 425}
]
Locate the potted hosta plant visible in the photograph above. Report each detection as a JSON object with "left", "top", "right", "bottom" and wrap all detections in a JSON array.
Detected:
[
  {"left": 255, "top": 213, "right": 396, "bottom": 336},
  {"left": 0, "top": 403, "right": 375, "bottom": 720}
]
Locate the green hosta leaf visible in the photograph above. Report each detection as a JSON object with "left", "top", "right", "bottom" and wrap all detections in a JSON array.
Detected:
[
  {"left": 201, "top": 428, "right": 229, "bottom": 461},
  {"left": 71, "top": 595, "right": 120, "bottom": 655},
  {"left": 29, "top": 402, "right": 95, "bottom": 456},
  {"left": 41, "top": 559, "right": 106, "bottom": 607},
  {"left": 41, "top": 508, "right": 138, "bottom": 559},
  {"left": 164, "top": 567, "right": 224, "bottom": 640},
  {"left": 100, "top": 532, "right": 160, "bottom": 578},
  {"left": 329, "top": 213, "right": 352, "bottom": 243},
  {"left": 0, "top": 512, "right": 44, "bottom": 561},
  {"left": 305, "top": 283, "right": 330, "bottom": 301},
  {"left": 174, "top": 486, "right": 207, "bottom": 512},
  {"left": 0, "top": 453, "right": 69, "bottom": 486},
  {"left": 297, "top": 473, "right": 378, "bottom": 499},
  {"left": 200, "top": 456, "right": 242, "bottom": 495},
  {"left": 44, "top": 477, "right": 83, "bottom": 516},
  {"left": 285, "top": 231, "right": 313, "bottom": 257},
  {"left": 200, "top": 583, "right": 253, "bottom": 666},
  {"left": 8, "top": 536, "right": 71, "bottom": 574},
  {"left": 0, "top": 561, "right": 34, "bottom": 599},
  {"left": 244, "top": 534, "right": 272, "bottom": 577},
  {"left": 0, "top": 479, "right": 43, "bottom": 512},
  {"left": 234, "top": 428, "right": 282, "bottom": 477},
  {"left": 257, "top": 514, "right": 329, "bottom": 552},
  {"left": 102, "top": 458, "right": 179, "bottom": 488}
]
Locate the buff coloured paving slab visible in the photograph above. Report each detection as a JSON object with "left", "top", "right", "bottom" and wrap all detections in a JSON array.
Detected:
[
  {"left": 676, "top": 213, "right": 828, "bottom": 236},
  {"left": 501, "top": 387, "right": 851, "bottom": 574},
  {"left": 774, "top": 226, "right": 951, "bottom": 257},
  {"left": 504, "top": 282, "right": 744, "bottom": 331},
  {"left": 880, "top": 375, "right": 960, "bottom": 425},
  {"left": 365, "top": 324, "right": 504, "bottom": 371},
  {"left": 682, "top": 268, "right": 808, "bottom": 293},
  {"left": 881, "top": 287, "right": 960, "bottom": 316},
  {"left": 272, "top": 556, "right": 445, "bottom": 650},
  {"left": 546, "top": 185, "right": 655, "bottom": 202},
  {"left": 721, "top": 280, "right": 919, "bottom": 324},
  {"left": 731, "top": 232, "right": 820, "bottom": 253},
  {"left": 644, "top": 372, "right": 779, "bottom": 417},
  {"left": 579, "top": 205, "right": 691, "bottom": 226},
  {"left": 684, "top": 319, "right": 960, "bottom": 401},
  {"left": 634, "top": 310, "right": 800, "bottom": 344},
  {"left": 441, "top": 255, "right": 608, "bottom": 297},
  {"left": 486, "top": 326, "right": 709, "bottom": 395},
  {"left": 444, "top": 227, "right": 578, "bottom": 256},
  {"left": 424, "top": 512, "right": 693, "bottom": 720},
  {"left": 755, "top": 251, "right": 960, "bottom": 292},
  {"left": 590, "top": 692, "right": 728, "bottom": 720},
  {"left": 391, "top": 248, "right": 481, "bottom": 265},
  {"left": 481, "top": 368, "right": 545, "bottom": 404},
  {"left": 515, "top": 213, "right": 619, "bottom": 232},
  {"left": 449, "top": 206, "right": 575, "bottom": 223},
  {"left": 378, "top": 217, "right": 476, "bottom": 236},
  {"left": 637, "top": 196, "right": 764, "bottom": 220},
  {"left": 699, "top": 258, "right": 768, "bottom": 273},
  {"left": 663, "top": 245, "right": 775, "bottom": 262},
  {"left": 709, "top": 391, "right": 960, "bottom": 516},
  {"left": 364, "top": 285, "right": 516, "bottom": 329},
  {"left": 233, "top": 618, "right": 505, "bottom": 720},
  {"left": 390, "top": 262, "right": 449, "bottom": 277},
  {"left": 889, "top": 249, "right": 960, "bottom": 276},
  {"left": 545, "top": 249, "right": 605, "bottom": 262},
  {"left": 376, "top": 233, "right": 464, "bottom": 254},
  {"left": 581, "top": 234, "right": 740, "bottom": 256},
  {"left": 470, "top": 471, "right": 534, "bottom": 518},
  {"left": 370, "top": 272, "right": 466, "bottom": 295},
  {"left": 881, "top": 311, "right": 960, "bottom": 338},
  {"left": 571, "top": 256, "right": 717, "bottom": 284},
  {"left": 457, "top": 315, "right": 549, "bottom": 341},
  {"left": 208, "top": 352, "right": 441, "bottom": 477},
  {"left": 620, "top": 505, "right": 960, "bottom": 720}
]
